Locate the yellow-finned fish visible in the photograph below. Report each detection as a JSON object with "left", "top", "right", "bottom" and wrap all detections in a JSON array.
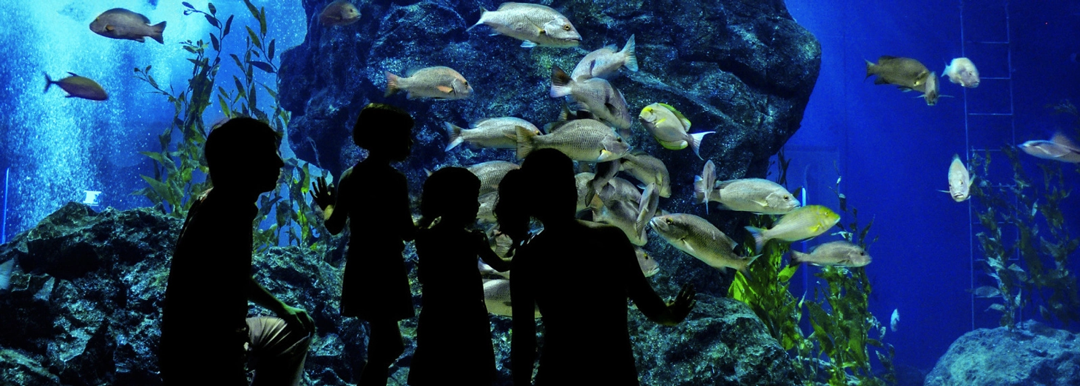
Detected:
[
  {"left": 468, "top": 2, "right": 581, "bottom": 48},
  {"left": 943, "top": 154, "right": 973, "bottom": 202},
  {"left": 385, "top": 66, "right": 473, "bottom": 99},
  {"left": 44, "top": 72, "right": 107, "bottom": 101},
  {"left": 90, "top": 8, "right": 166, "bottom": 44},
  {"left": 745, "top": 205, "right": 839, "bottom": 251},
  {"left": 319, "top": 0, "right": 361, "bottom": 27},
  {"left": 639, "top": 103, "right": 714, "bottom": 158}
]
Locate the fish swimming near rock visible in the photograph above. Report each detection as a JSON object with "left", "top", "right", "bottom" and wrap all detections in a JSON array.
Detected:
[
  {"left": 90, "top": 8, "right": 166, "bottom": 44},
  {"left": 650, "top": 213, "right": 757, "bottom": 274},
  {"left": 590, "top": 195, "right": 648, "bottom": 246},
  {"left": 444, "top": 118, "right": 541, "bottom": 151},
  {"left": 571, "top": 35, "right": 638, "bottom": 81},
  {"left": 943, "top": 57, "right": 980, "bottom": 88},
  {"left": 745, "top": 205, "right": 839, "bottom": 251},
  {"left": 636, "top": 247, "right": 659, "bottom": 277},
  {"left": 693, "top": 160, "right": 717, "bottom": 215},
  {"left": 943, "top": 154, "right": 973, "bottom": 202},
  {"left": 865, "top": 56, "right": 930, "bottom": 90},
  {"left": 695, "top": 178, "right": 800, "bottom": 215},
  {"left": 596, "top": 177, "right": 643, "bottom": 207},
  {"left": 1019, "top": 133, "right": 1080, "bottom": 163},
  {"left": 319, "top": 0, "right": 361, "bottom": 27},
  {"left": 468, "top": 2, "right": 581, "bottom": 48},
  {"left": 550, "top": 66, "right": 632, "bottom": 130},
  {"left": 639, "top": 103, "right": 714, "bottom": 158},
  {"left": 618, "top": 153, "right": 671, "bottom": 198},
  {"left": 44, "top": 72, "right": 108, "bottom": 101},
  {"left": 516, "top": 119, "right": 629, "bottom": 162},
  {"left": 385, "top": 66, "right": 473, "bottom": 99},
  {"left": 466, "top": 161, "right": 520, "bottom": 196},
  {"left": 790, "top": 240, "right": 872, "bottom": 267}
]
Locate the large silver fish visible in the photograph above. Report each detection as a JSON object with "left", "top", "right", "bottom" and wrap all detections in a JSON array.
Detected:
[
  {"left": 650, "top": 213, "right": 755, "bottom": 274},
  {"left": 696, "top": 178, "right": 800, "bottom": 215},
  {"left": 1019, "top": 133, "right": 1080, "bottom": 163},
  {"left": 571, "top": 35, "right": 638, "bottom": 81},
  {"left": 90, "top": 8, "right": 166, "bottom": 44},
  {"left": 466, "top": 161, "right": 519, "bottom": 196},
  {"left": 515, "top": 119, "right": 629, "bottom": 162},
  {"left": 790, "top": 240, "right": 872, "bottom": 267},
  {"left": 619, "top": 153, "right": 671, "bottom": 198},
  {"left": 469, "top": 2, "right": 581, "bottom": 48},
  {"left": 444, "top": 118, "right": 541, "bottom": 151},
  {"left": 385, "top": 66, "right": 473, "bottom": 99},
  {"left": 550, "top": 66, "right": 632, "bottom": 130}
]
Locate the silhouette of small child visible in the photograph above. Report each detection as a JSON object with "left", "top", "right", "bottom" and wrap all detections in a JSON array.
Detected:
[
  {"left": 312, "top": 103, "right": 417, "bottom": 386},
  {"left": 408, "top": 167, "right": 510, "bottom": 386}
]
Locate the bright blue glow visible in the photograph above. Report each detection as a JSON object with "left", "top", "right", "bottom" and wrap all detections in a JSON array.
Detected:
[{"left": 2, "top": 167, "right": 8, "bottom": 244}]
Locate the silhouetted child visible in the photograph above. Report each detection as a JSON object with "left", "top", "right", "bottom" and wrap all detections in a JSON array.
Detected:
[
  {"left": 160, "top": 117, "right": 314, "bottom": 386},
  {"left": 312, "top": 103, "right": 417, "bottom": 386},
  {"left": 408, "top": 167, "right": 510, "bottom": 386},
  {"left": 506, "top": 149, "right": 696, "bottom": 386}
]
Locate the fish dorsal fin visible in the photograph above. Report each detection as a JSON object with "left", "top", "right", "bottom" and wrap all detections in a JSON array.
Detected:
[
  {"left": 1051, "top": 132, "right": 1080, "bottom": 152},
  {"left": 67, "top": 72, "right": 80, "bottom": 77}
]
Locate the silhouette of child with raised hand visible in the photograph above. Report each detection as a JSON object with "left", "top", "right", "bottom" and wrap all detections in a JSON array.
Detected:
[
  {"left": 311, "top": 103, "right": 417, "bottom": 386},
  {"left": 408, "top": 167, "right": 511, "bottom": 386},
  {"left": 160, "top": 117, "right": 314, "bottom": 386},
  {"left": 506, "top": 148, "right": 696, "bottom": 386}
]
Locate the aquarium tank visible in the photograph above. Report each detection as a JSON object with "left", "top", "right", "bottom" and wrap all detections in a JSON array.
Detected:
[{"left": 1, "top": 0, "right": 1078, "bottom": 385}]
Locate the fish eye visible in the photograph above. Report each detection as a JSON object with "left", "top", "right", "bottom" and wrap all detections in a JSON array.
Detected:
[
  {"left": 783, "top": 195, "right": 789, "bottom": 199},
  {"left": 563, "top": 25, "right": 571, "bottom": 31},
  {"left": 665, "top": 218, "right": 673, "bottom": 224}
]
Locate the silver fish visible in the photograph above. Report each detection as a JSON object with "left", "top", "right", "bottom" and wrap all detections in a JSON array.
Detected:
[
  {"left": 693, "top": 160, "right": 717, "bottom": 213},
  {"left": 619, "top": 153, "right": 671, "bottom": 198},
  {"left": 444, "top": 118, "right": 541, "bottom": 151},
  {"left": 90, "top": 8, "right": 166, "bottom": 44},
  {"left": 469, "top": 2, "right": 581, "bottom": 48},
  {"left": 790, "top": 240, "right": 872, "bottom": 267},
  {"left": 550, "top": 66, "right": 632, "bottom": 130},
  {"left": 1019, "top": 133, "right": 1080, "bottom": 163},
  {"left": 650, "top": 213, "right": 755, "bottom": 273},
  {"left": 697, "top": 178, "right": 800, "bottom": 215},
  {"left": 570, "top": 35, "right": 638, "bottom": 81},
  {"left": 385, "top": 66, "right": 473, "bottom": 99},
  {"left": 943, "top": 57, "right": 979, "bottom": 88},
  {"left": 466, "top": 161, "right": 519, "bottom": 196},
  {"left": 515, "top": 119, "right": 629, "bottom": 162},
  {"left": 636, "top": 247, "right": 659, "bottom": 277},
  {"left": 944, "top": 154, "right": 973, "bottom": 202}
]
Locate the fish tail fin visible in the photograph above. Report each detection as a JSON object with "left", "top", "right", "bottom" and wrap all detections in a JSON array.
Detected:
[
  {"left": 738, "top": 254, "right": 762, "bottom": 277},
  {"left": 43, "top": 72, "right": 53, "bottom": 93},
  {"left": 151, "top": 21, "right": 166, "bottom": 44},
  {"left": 865, "top": 59, "right": 875, "bottom": 79},
  {"left": 385, "top": 71, "right": 401, "bottom": 97},
  {"left": 688, "top": 131, "right": 715, "bottom": 159},
  {"left": 790, "top": 250, "right": 808, "bottom": 266},
  {"left": 745, "top": 226, "right": 767, "bottom": 252},
  {"left": 622, "top": 34, "right": 638, "bottom": 72},
  {"left": 467, "top": 7, "right": 489, "bottom": 31},
  {"left": 515, "top": 125, "right": 537, "bottom": 160},
  {"left": 550, "top": 65, "right": 573, "bottom": 98},
  {"left": 443, "top": 122, "right": 465, "bottom": 151}
]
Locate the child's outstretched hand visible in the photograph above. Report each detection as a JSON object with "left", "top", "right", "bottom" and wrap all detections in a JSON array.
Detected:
[{"left": 311, "top": 177, "right": 335, "bottom": 211}]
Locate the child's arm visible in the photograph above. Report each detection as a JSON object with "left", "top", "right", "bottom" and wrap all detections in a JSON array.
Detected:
[
  {"left": 393, "top": 172, "right": 418, "bottom": 242},
  {"left": 473, "top": 229, "right": 511, "bottom": 272},
  {"left": 311, "top": 169, "right": 352, "bottom": 235}
]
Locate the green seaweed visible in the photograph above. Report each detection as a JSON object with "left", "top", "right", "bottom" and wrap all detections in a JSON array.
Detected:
[
  {"left": 968, "top": 101, "right": 1080, "bottom": 329},
  {"left": 134, "top": 2, "right": 325, "bottom": 253}
]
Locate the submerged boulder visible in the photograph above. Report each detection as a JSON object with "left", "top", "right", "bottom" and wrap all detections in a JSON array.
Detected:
[
  {"left": 0, "top": 203, "right": 798, "bottom": 385},
  {"left": 925, "top": 320, "right": 1080, "bottom": 386}
]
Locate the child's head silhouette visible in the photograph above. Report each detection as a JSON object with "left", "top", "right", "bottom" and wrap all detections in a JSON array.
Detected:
[
  {"left": 420, "top": 167, "right": 481, "bottom": 228},
  {"left": 353, "top": 103, "right": 414, "bottom": 161},
  {"left": 520, "top": 149, "right": 576, "bottom": 224},
  {"left": 205, "top": 117, "right": 283, "bottom": 193}
]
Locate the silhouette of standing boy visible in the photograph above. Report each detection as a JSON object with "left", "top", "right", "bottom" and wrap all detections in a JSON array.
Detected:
[
  {"left": 409, "top": 167, "right": 511, "bottom": 385},
  {"left": 159, "top": 117, "right": 315, "bottom": 386},
  {"left": 506, "top": 149, "right": 696, "bottom": 386},
  {"left": 312, "top": 103, "right": 417, "bottom": 386}
]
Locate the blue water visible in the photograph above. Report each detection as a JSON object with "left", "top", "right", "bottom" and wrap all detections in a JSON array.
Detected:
[{"left": 1, "top": 0, "right": 1078, "bottom": 379}]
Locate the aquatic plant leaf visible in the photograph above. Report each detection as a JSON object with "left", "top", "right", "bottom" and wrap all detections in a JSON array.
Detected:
[
  {"left": 208, "top": 2, "right": 216, "bottom": 15},
  {"left": 210, "top": 33, "right": 220, "bottom": 51},
  {"left": 778, "top": 264, "right": 799, "bottom": 283},
  {"left": 233, "top": 76, "right": 246, "bottom": 99},
  {"left": 244, "top": 0, "right": 260, "bottom": 21},
  {"left": 217, "top": 94, "right": 231, "bottom": 117},
  {"left": 260, "top": 8, "right": 267, "bottom": 36},
  {"left": 182, "top": 2, "right": 194, "bottom": 9},
  {"left": 250, "top": 61, "right": 275, "bottom": 74},
  {"left": 246, "top": 27, "right": 262, "bottom": 50},
  {"left": 204, "top": 14, "right": 219, "bottom": 28},
  {"left": 972, "top": 286, "right": 1000, "bottom": 298},
  {"left": 986, "top": 303, "right": 1006, "bottom": 313},
  {"left": 268, "top": 39, "right": 276, "bottom": 61},
  {"left": 223, "top": 15, "right": 234, "bottom": 36}
]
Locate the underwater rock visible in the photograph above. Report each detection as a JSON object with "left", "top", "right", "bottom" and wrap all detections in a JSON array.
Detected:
[
  {"left": 0, "top": 203, "right": 799, "bottom": 385},
  {"left": 925, "top": 320, "right": 1080, "bottom": 386},
  {"left": 279, "top": 0, "right": 820, "bottom": 193}
]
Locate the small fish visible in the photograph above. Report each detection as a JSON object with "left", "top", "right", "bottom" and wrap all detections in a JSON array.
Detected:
[
  {"left": 589, "top": 195, "right": 648, "bottom": 246},
  {"left": 484, "top": 278, "right": 540, "bottom": 318},
  {"left": 693, "top": 160, "right": 717, "bottom": 214},
  {"left": 477, "top": 191, "right": 499, "bottom": 223},
  {"left": 444, "top": 118, "right": 541, "bottom": 151},
  {"left": 1019, "top": 133, "right": 1080, "bottom": 163},
  {"left": 385, "top": 66, "right": 473, "bottom": 99},
  {"left": 0, "top": 258, "right": 14, "bottom": 291},
  {"left": 550, "top": 66, "right": 632, "bottom": 130},
  {"left": 618, "top": 153, "right": 671, "bottom": 198},
  {"left": 865, "top": 56, "right": 930, "bottom": 90},
  {"left": 639, "top": 103, "right": 714, "bottom": 158},
  {"left": 745, "top": 205, "right": 839, "bottom": 251},
  {"left": 466, "top": 161, "right": 520, "bottom": 196},
  {"left": 943, "top": 154, "right": 973, "bottom": 202},
  {"left": 319, "top": 0, "right": 361, "bottom": 27},
  {"left": 596, "top": 177, "right": 643, "bottom": 207},
  {"left": 696, "top": 178, "right": 800, "bottom": 215},
  {"left": 43, "top": 72, "right": 107, "bottom": 101},
  {"left": 575, "top": 172, "right": 598, "bottom": 212},
  {"left": 515, "top": 119, "right": 629, "bottom": 162},
  {"left": 571, "top": 35, "right": 639, "bottom": 81},
  {"left": 790, "top": 240, "right": 872, "bottom": 267},
  {"left": 90, "top": 8, "right": 166, "bottom": 44},
  {"left": 468, "top": 2, "right": 581, "bottom": 48},
  {"left": 890, "top": 309, "right": 899, "bottom": 332},
  {"left": 650, "top": 213, "right": 757, "bottom": 274},
  {"left": 636, "top": 247, "right": 659, "bottom": 277},
  {"left": 943, "top": 57, "right": 980, "bottom": 88},
  {"left": 915, "top": 71, "right": 940, "bottom": 106}
]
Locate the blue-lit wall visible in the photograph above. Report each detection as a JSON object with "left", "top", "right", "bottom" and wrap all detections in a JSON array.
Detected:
[{"left": 787, "top": 0, "right": 1080, "bottom": 371}]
